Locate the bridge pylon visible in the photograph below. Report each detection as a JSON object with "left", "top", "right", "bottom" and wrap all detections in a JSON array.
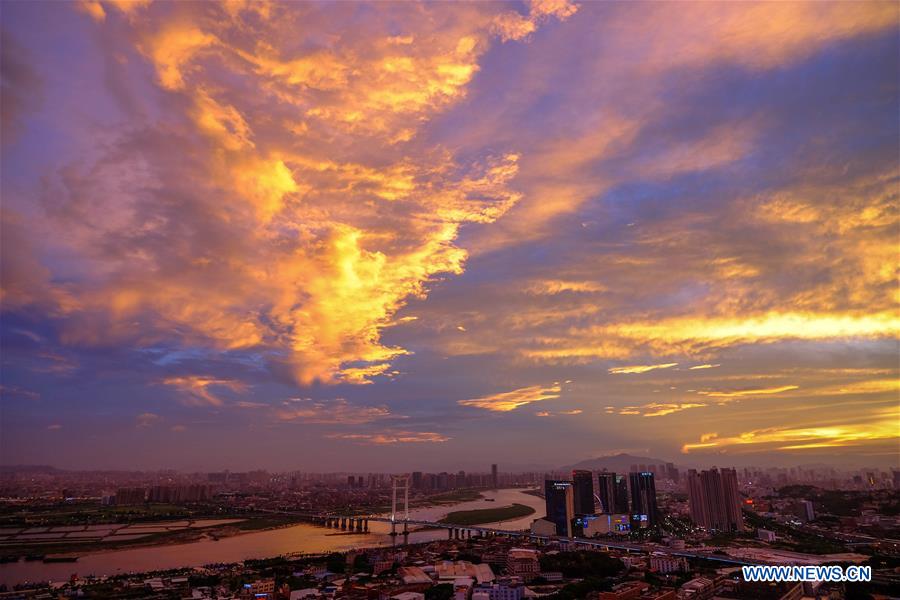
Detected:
[{"left": 390, "top": 473, "right": 411, "bottom": 537}]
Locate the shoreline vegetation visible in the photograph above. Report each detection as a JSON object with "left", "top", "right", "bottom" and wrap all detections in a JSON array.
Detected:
[{"left": 438, "top": 503, "right": 535, "bottom": 526}]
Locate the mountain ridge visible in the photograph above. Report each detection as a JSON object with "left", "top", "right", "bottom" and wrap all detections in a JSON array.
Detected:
[{"left": 563, "top": 453, "right": 671, "bottom": 472}]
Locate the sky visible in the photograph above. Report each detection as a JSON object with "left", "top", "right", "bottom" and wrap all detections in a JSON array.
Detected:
[{"left": 1, "top": 0, "right": 898, "bottom": 473}]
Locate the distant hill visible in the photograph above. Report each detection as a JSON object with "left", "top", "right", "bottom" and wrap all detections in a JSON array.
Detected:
[
  {"left": 0, "top": 464, "right": 63, "bottom": 474},
  {"left": 563, "top": 453, "right": 671, "bottom": 473}
]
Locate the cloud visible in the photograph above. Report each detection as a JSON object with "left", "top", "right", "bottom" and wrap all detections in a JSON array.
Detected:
[
  {"left": 144, "top": 25, "right": 217, "bottom": 91},
  {"left": 601, "top": 2, "right": 896, "bottom": 73},
  {"left": 525, "top": 280, "right": 606, "bottom": 295},
  {"left": 274, "top": 398, "right": 393, "bottom": 425},
  {"left": 458, "top": 383, "right": 562, "bottom": 412},
  {"left": 136, "top": 412, "right": 161, "bottom": 428},
  {"left": 0, "top": 33, "right": 44, "bottom": 146},
  {"left": 0, "top": 2, "right": 547, "bottom": 388},
  {"left": 47, "top": 424, "right": 62, "bottom": 430},
  {"left": 640, "top": 403, "right": 706, "bottom": 417},
  {"left": 608, "top": 363, "right": 678, "bottom": 375},
  {"left": 698, "top": 385, "right": 799, "bottom": 399},
  {"left": 492, "top": 0, "right": 579, "bottom": 42},
  {"left": 529, "top": 312, "right": 900, "bottom": 362},
  {"left": 612, "top": 402, "right": 706, "bottom": 418},
  {"left": 76, "top": 1, "right": 106, "bottom": 22},
  {"left": 535, "top": 408, "right": 582, "bottom": 417},
  {"left": 682, "top": 406, "right": 900, "bottom": 454},
  {"left": 325, "top": 431, "right": 450, "bottom": 445},
  {"left": 0, "top": 1, "right": 897, "bottom": 469},
  {"left": 0, "top": 385, "right": 40, "bottom": 401},
  {"left": 162, "top": 376, "right": 247, "bottom": 406},
  {"left": 234, "top": 401, "right": 268, "bottom": 409},
  {"left": 811, "top": 378, "right": 900, "bottom": 397},
  {"left": 30, "top": 351, "right": 78, "bottom": 375}
]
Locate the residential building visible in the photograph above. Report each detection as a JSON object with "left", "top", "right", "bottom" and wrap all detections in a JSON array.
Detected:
[
  {"left": 629, "top": 472, "right": 659, "bottom": 527},
  {"left": 506, "top": 548, "right": 540, "bottom": 582},
  {"left": 572, "top": 469, "right": 595, "bottom": 514},
  {"left": 687, "top": 468, "right": 743, "bottom": 532}
]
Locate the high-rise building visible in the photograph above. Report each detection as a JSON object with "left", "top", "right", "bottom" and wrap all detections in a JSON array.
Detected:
[
  {"left": 597, "top": 472, "right": 630, "bottom": 514},
  {"left": 687, "top": 468, "right": 744, "bottom": 532},
  {"left": 793, "top": 499, "right": 815, "bottom": 523},
  {"left": 614, "top": 474, "right": 629, "bottom": 513},
  {"left": 115, "top": 487, "right": 146, "bottom": 505},
  {"left": 571, "top": 470, "right": 595, "bottom": 515},
  {"left": 629, "top": 472, "right": 659, "bottom": 527},
  {"left": 492, "top": 464, "right": 499, "bottom": 488},
  {"left": 665, "top": 462, "right": 679, "bottom": 481},
  {"left": 544, "top": 480, "right": 575, "bottom": 537}
]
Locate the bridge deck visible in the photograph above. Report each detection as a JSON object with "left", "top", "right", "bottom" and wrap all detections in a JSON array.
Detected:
[{"left": 267, "top": 510, "right": 764, "bottom": 566}]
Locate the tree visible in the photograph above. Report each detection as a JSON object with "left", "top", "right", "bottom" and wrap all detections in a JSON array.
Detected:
[
  {"left": 424, "top": 583, "right": 455, "bottom": 600},
  {"left": 549, "top": 577, "right": 614, "bottom": 599},
  {"left": 325, "top": 552, "right": 345, "bottom": 574},
  {"left": 539, "top": 551, "right": 624, "bottom": 578},
  {"left": 352, "top": 553, "right": 371, "bottom": 573}
]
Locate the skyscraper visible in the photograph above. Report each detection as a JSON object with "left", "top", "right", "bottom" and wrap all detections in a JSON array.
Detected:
[
  {"left": 629, "top": 471, "right": 659, "bottom": 527},
  {"left": 687, "top": 468, "right": 744, "bottom": 532},
  {"left": 544, "top": 480, "right": 575, "bottom": 537},
  {"left": 614, "top": 474, "right": 629, "bottom": 513},
  {"left": 597, "top": 473, "right": 613, "bottom": 513},
  {"left": 491, "top": 464, "right": 498, "bottom": 489},
  {"left": 665, "top": 462, "right": 679, "bottom": 481},
  {"left": 571, "top": 470, "right": 595, "bottom": 515},
  {"left": 597, "top": 472, "right": 629, "bottom": 514}
]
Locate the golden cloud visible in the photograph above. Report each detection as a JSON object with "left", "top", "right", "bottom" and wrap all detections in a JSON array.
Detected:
[
  {"left": 144, "top": 25, "right": 217, "bottom": 91},
  {"left": 274, "top": 398, "right": 393, "bottom": 425},
  {"left": 640, "top": 403, "right": 706, "bottom": 417},
  {"left": 812, "top": 378, "right": 900, "bottom": 396},
  {"left": 608, "top": 363, "right": 678, "bottom": 374},
  {"left": 492, "top": 0, "right": 579, "bottom": 42},
  {"left": 528, "top": 311, "right": 900, "bottom": 361},
  {"left": 682, "top": 406, "right": 900, "bottom": 453},
  {"left": 162, "top": 376, "right": 247, "bottom": 406},
  {"left": 525, "top": 280, "right": 606, "bottom": 295},
  {"left": 5, "top": 3, "right": 569, "bottom": 387},
  {"left": 458, "top": 383, "right": 562, "bottom": 412},
  {"left": 698, "top": 385, "right": 799, "bottom": 399},
  {"left": 612, "top": 402, "right": 706, "bottom": 417},
  {"left": 616, "top": 2, "right": 897, "bottom": 72},
  {"left": 325, "top": 431, "right": 450, "bottom": 445}
]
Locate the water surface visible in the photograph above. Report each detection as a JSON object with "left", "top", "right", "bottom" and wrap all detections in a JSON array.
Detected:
[{"left": 0, "top": 488, "right": 543, "bottom": 585}]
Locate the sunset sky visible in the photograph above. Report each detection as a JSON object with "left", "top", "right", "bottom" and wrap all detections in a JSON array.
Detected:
[{"left": 1, "top": 0, "right": 898, "bottom": 472}]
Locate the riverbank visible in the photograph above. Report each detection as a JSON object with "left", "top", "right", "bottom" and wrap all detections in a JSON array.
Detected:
[{"left": 439, "top": 503, "right": 535, "bottom": 526}]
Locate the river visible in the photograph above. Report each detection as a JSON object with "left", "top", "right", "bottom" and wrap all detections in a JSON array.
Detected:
[{"left": 0, "top": 488, "right": 544, "bottom": 586}]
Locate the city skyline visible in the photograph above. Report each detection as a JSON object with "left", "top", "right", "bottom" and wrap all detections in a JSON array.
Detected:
[{"left": 2, "top": 1, "right": 899, "bottom": 472}]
